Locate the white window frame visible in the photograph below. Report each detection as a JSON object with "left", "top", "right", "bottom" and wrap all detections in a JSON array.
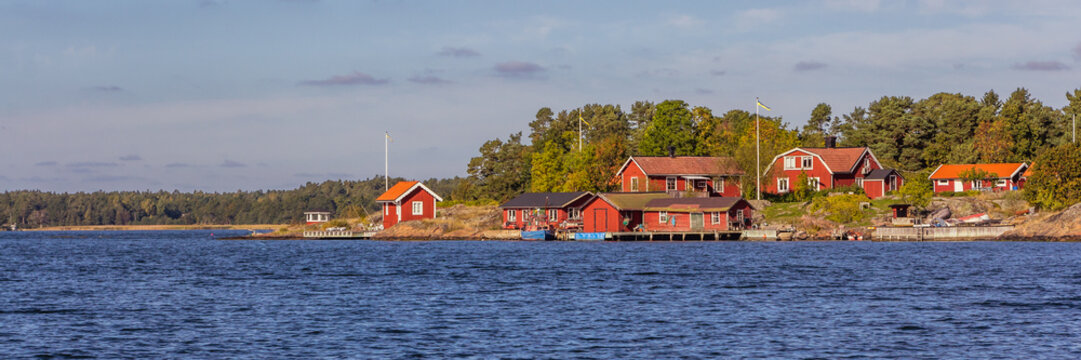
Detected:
[
  {"left": 412, "top": 201, "right": 423, "bottom": 215},
  {"left": 808, "top": 177, "right": 821, "bottom": 191},
  {"left": 784, "top": 156, "right": 797, "bottom": 170},
  {"left": 777, "top": 178, "right": 790, "bottom": 193},
  {"left": 508, "top": 209, "right": 516, "bottom": 222},
  {"left": 995, "top": 179, "right": 1008, "bottom": 187},
  {"left": 659, "top": 211, "right": 668, "bottom": 223},
  {"left": 666, "top": 176, "right": 677, "bottom": 191},
  {"left": 736, "top": 209, "right": 745, "bottom": 223},
  {"left": 569, "top": 208, "right": 581, "bottom": 220},
  {"left": 801, "top": 156, "right": 813, "bottom": 169},
  {"left": 972, "top": 180, "right": 984, "bottom": 189},
  {"left": 630, "top": 177, "right": 640, "bottom": 192},
  {"left": 714, "top": 178, "right": 725, "bottom": 191},
  {"left": 862, "top": 161, "right": 871, "bottom": 175},
  {"left": 711, "top": 212, "right": 721, "bottom": 224},
  {"left": 937, "top": 179, "right": 949, "bottom": 186},
  {"left": 548, "top": 209, "right": 558, "bottom": 222},
  {"left": 889, "top": 175, "right": 899, "bottom": 191},
  {"left": 856, "top": 177, "right": 864, "bottom": 187}
]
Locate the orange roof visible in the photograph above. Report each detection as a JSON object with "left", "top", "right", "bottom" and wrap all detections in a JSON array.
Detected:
[
  {"left": 799, "top": 147, "right": 869, "bottom": 173},
  {"left": 628, "top": 156, "right": 744, "bottom": 175},
  {"left": 1023, "top": 164, "right": 1034, "bottom": 178},
  {"left": 928, "top": 163, "right": 1027, "bottom": 179},
  {"left": 376, "top": 181, "right": 419, "bottom": 202}
]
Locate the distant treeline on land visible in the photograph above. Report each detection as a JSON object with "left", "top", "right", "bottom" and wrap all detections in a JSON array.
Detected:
[{"left": 1, "top": 176, "right": 467, "bottom": 228}]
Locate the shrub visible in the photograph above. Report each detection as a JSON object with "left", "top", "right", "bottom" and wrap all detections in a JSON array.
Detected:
[
  {"left": 809, "top": 194, "right": 871, "bottom": 223},
  {"left": 322, "top": 219, "right": 350, "bottom": 229},
  {"left": 1025, "top": 143, "right": 1081, "bottom": 210}
]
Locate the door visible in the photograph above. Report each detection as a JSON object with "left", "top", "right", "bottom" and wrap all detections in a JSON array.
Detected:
[
  {"left": 592, "top": 208, "right": 608, "bottom": 232},
  {"left": 953, "top": 180, "right": 963, "bottom": 192},
  {"left": 690, "top": 213, "right": 704, "bottom": 230}
]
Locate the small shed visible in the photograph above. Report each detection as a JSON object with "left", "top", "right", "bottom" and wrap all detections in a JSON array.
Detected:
[
  {"left": 889, "top": 204, "right": 912, "bottom": 218},
  {"left": 304, "top": 210, "right": 332, "bottom": 225},
  {"left": 376, "top": 181, "right": 443, "bottom": 229}
]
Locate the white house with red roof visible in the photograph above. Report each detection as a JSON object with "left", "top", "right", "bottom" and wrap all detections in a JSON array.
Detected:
[
  {"left": 927, "top": 163, "right": 1028, "bottom": 193},
  {"left": 764, "top": 142, "right": 903, "bottom": 199},
  {"left": 615, "top": 154, "right": 744, "bottom": 197},
  {"left": 375, "top": 181, "right": 443, "bottom": 229}
]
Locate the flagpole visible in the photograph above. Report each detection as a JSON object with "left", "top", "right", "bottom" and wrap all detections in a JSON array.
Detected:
[
  {"left": 755, "top": 97, "right": 761, "bottom": 201},
  {"left": 385, "top": 131, "right": 389, "bottom": 191},
  {"left": 579, "top": 113, "right": 583, "bottom": 152}
]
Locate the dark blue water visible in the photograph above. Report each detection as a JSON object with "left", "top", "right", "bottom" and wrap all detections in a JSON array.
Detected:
[{"left": 2, "top": 231, "right": 1081, "bottom": 359}]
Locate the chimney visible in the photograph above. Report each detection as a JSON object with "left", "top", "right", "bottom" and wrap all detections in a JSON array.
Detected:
[
  {"left": 667, "top": 145, "right": 676, "bottom": 158},
  {"left": 825, "top": 136, "right": 836, "bottom": 148}
]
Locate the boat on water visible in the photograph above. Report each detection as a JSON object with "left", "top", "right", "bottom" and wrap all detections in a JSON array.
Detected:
[{"left": 520, "top": 229, "right": 555, "bottom": 241}]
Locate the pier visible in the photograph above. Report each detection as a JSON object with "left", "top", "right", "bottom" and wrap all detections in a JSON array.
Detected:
[
  {"left": 302, "top": 230, "right": 377, "bottom": 239},
  {"left": 873, "top": 225, "right": 1013, "bottom": 241},
  {"left": 606, "top": 231, "right": 743, "bottom": 241}
]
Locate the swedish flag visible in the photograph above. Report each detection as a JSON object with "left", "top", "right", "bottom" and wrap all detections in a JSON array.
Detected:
[{"left": 756, "top": 100, "right": 771, "bottom": 111}]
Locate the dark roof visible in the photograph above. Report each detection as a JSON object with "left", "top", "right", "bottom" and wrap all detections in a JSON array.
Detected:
[
  {"left": 500, "top": 192, "right": 592, "bottom": 208},
  {"left": 865, "top": 169, "right": 900, "bottom": 180},
  {"left": 593, "top": 192, "right": 671, "bottom": 210},
  {"left": 643, "top": 197, "right": 751, "bottom": 212}
]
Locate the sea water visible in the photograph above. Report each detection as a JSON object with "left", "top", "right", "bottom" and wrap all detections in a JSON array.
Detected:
[{"left": 1, "top": 231, "right": 1080, "bottom": 358}]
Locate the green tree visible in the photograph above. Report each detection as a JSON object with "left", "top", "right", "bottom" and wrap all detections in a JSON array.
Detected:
[
  {"left": 638, "top": 100, "right": 697, "bottom": 156},
  {"left": 466, "top": 132, "right": 532, "bottom": 201},
  {"left": 1024, "top": 142, "right": 1081, "bottom": 210},
  {"left": 801, "top": 103, "right": 832, "bottom": 147},
  {"left": 898, "top": 171, "right": 932, "bottom": 210},
  {"left": 733, "top": 115, "right": 801, "bottom": 197}
]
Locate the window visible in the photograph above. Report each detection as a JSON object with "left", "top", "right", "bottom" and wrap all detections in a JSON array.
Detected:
[
  {"left": 777, "top": 178, "right": 790, "bottom": 193},
  {"left": 508, "top": 210, "right": 516, "bottom": 222},
  {"left": 995, "top": 179, "right": 1008, "bottom": 187},
  {"left": 937, "top": 179, "right": 949, "bottom": 186},
  {"left": 548, "top": 209, "right": 558, "bottom": 222},
  {"left": 711, "top": 212, "right": 721, "bottom": 224},
  {"left": 784, "top": 156, "right": 795, "bottom": 170},
  {"left": 736, "top": 209, "right": 745, "bottom": 223},
  {"left": 569, "top": 208, "right": 581, "bottom": 220},
  {"left": 972, "top": 180, "right": 984, "bottom": 189},
  {"left": 808, "top": 177, "right": 821, "bottom": 191},
  {"left": 666, "top": 177, "right": 677, "bottom": 191},
  {"left": 412, "top": 201, "right": 423, "bottom": 215},
  {"left": 630, "top": 177, "right": 640, "bottom": 192},
  {"left": 714, "top": 178, "right": 725, "bottom": 191},
  {"left": 659, "top": 211, "right": 668, "bottom": 223},
  {"left": 802, "top": 156, "right": 813, "bottom": 169},
  {"left": 862, "top": 161, "right": 871, "bottom": 175},
  {"left": 889, "top": 175, "right": 899, "bottom": 191},
  {"left": 856, "top": 177, "right": 864, "bottom": 187}
]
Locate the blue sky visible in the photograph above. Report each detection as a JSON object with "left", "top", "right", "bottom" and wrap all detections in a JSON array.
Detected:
[{"left": 2, "top": 0, "right": 1080, "bottom": 192}]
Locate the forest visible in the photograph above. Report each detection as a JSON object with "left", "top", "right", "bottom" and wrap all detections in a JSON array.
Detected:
[{"left": 3, "top": 87, "right": 1079, "bottom": 227}]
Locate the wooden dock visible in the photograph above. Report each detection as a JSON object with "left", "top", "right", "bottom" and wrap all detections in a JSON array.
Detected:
[
  {"left": 302, "top": 230, "right": 377, "bottom": 239},
  {"left": 608, "top": 231, "right": 743, "bottom": 241}
]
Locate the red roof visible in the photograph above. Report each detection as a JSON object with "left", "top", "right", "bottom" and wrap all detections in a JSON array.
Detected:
[
  {"left": 375, "top": 181, "right": 442, "bottom": 203},
  {"left": 627, "top": 156, "right": 744, "bottom": 176},
  {"left": 928, "top": 163, "right": 1027, "bottom": 179},
  {"left": 798, "top": 147, "right": 870, "bottom": 173}
]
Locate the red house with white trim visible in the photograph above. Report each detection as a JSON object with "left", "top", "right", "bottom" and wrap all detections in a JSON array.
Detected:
[
  {"left": 641, "top": 197, "right": 754, "bottom": 231},
  {"left": 764, "top": 144, "right": 902, "bottom": 199},
  {"left": 581, "top": 192, "right": 670, "bottom": 233},
  {"left": 615, "top": 155, "right": 744, "bottom": 197},
  {"left": 927, "top": 163, "right": 1028, "bottom": 194},
  {"left": 376, "top": 181, "right": 443, "bottom": 229},
  {"left": 499, "top": 192, "right": 593, "bottom": 230}
]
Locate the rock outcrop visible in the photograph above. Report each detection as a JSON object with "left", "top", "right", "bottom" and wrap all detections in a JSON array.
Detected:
[
  {"left": 1001, "top": 203, "right": 1081, "bottom": 240},
  {"left": 373, "top": 204, "right": 518, "bottom": 240}
]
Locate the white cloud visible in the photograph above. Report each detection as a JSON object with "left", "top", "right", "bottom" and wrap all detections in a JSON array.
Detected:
[
  {"left": 823, "top": 0, "right": 881, "bottom": 13},
  {"left": 667, "top": 14, "right": 704, "bottom": 29},
  {"left": 734, "top": 8, "right": 781, "bottom": 31}
]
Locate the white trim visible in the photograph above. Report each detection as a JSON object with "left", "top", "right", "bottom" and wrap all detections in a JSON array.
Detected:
[
  {"left": 1009, "top": 163, "right": 1029, "bottom": 179},
  {"left": 508, "top": 209, "right": 517, "bottom": 222},
  {"left": 764, "top": 148, "right": 837, "bottom": 175},
  {"left": 936, "top": 179, "right": 949, "bottom": 186},
  {"left": 412, "top": 201, "right": 423, "bottom": 215},
  {"left": 808, "top": 177, "right": 821, "bottom": 191},
  {"left": 630, "top": 177, "right": 639, "bottom": 192},
  {"left": 659, "top": 211, "right": 668, "bottom": 223},
  {"left": 666, "top": 176, "right": 677, "bottom": 191},
  {"left": 711, "top": 212, "right": 721, "bottom": 224},
  {"left": 777, "top": 177, "right": 790, "bottom": 193},
  {"left": 380, "top": 182, "right": 445, "bottom": 203},
  {"left": 396, "top": 202, "right": 402, "bottom": 223}
]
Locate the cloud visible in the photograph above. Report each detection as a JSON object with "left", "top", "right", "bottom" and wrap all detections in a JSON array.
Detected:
[
  {"left": 735, "top": 8, "right": 780, "bottom": 30},
  {"left": 408, "top": 75, "right": 452, "bottom": 85},
  {"left": 35, "top": 161, "right": 58, "bottom": 167},
  {"left": 695, "top": 88, "right": 714, "bottom": 95},
  {"left": 824, "top": 0, "right": 881, "bottom": 12},
  {"left": 710, "top": 70, "right": 727, "bottom": 76},
  {"left": 220, "top": 160, "right": 246, "bottom": 168},
  {"left": 1012, "top": 61, "right": 1069, "bottom": 71},
  {"left": 494, "top": 61, "right": 545, "bottom": 77},
  {"left": 165, "top": 163, "right": 191, "bottom": 168},
  {"left": 794, "top": 61, "right": 828, "bottom": 72},
  {"left": 437, "top": 47, "right": 480, "bottom": 57},
  {"left": 66, "top": 162, "right": 119, "bottom": 168},
  {"left": 88, "top": 85, "right": 123, "bottom": 92},
  {"left": 299, "top": 72, "right": 389, "bottom": 86},
  {"left": 668, "top": 14, "right": 703, "bottom": 28},
  {"left": 119, "top": 154, "right": 142, "bottom": 161},
  {"left": 1073, "top": 42, "right": 1081, "bottom": 61}
]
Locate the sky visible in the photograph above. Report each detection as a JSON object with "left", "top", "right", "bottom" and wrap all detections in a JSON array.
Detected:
[{"left": 2, "top": 0, "right": 1080, "bottom": 193}]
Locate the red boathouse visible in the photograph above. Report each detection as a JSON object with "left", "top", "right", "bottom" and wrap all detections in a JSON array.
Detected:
[
  {"left": 499, "top": 192, "right": 593, "bottom": 230},
  {"left": 641, "top": 197, "right": 755, "bottom": 231}
]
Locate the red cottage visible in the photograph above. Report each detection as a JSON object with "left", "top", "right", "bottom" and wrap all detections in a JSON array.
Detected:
[
  {"left": 642, "top": 197, "right": 755, "bottom": 231},
  {"left": 615, "top": 155, "right": 744, "bottom": 197},
  {"left": 927, "top": 163, "right": 1028, "bottom": 194},
  {"left": 499, "top": 192, "right": 593, "bottom": 230},
  {"left": 764, "top": 144, "right": 901, "bottom": 199},
  {"left": 376, "top": 181, "right": 443, "bottom": 229},
  {"left": 581, "top": 192, "right": 670, "bottom": 233}
]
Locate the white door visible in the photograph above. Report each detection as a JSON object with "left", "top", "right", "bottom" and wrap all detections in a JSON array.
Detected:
[{"left": 953, "top": 180, "right": 963, "bottom": 192}]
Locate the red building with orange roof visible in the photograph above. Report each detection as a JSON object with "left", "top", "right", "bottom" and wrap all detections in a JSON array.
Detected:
[
  {"left": 927, "top": 163, "right": 1029, "bottom": 193},
  {"left": 376, "top": 181, "right": 443, "bottom": 229},
  {"left": 763, "top": 140, "right": 902, "bottom": 199},
  {"left": 614, "top": 154, "right": 744, "bottom": 197}
]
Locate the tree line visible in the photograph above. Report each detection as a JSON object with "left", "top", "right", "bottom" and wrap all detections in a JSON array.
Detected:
[
  {"left": 457, "top": 87, "right": 1081, "bottom": 203},
  {"left": 1, "top": 176, "right": 466, "bottom": 228}
]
